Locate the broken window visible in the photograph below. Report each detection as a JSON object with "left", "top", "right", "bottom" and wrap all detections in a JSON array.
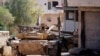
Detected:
[
  {"left": 48, "top": 1, "right": 58, "bottom": 10},
  {"left": 68, "top": 12, "right": 74, "bottom": 20},
  {"left": 52, "top": 1, "right": 58, "bottom": 7},
  {"left": 65, "top": 11, "right": 78, "bottom": 21}
]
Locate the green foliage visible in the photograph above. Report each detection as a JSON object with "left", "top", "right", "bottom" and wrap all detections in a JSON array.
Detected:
[
  {"left": 0, "top": 6, "right": 14, "bottom": 27},
  {"left": 7, "top": 0, "right": 43, "bottom": 26}
]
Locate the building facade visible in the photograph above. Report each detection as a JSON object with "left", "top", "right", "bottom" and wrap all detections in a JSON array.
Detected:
[
  {"left": 36, "top": 0, "right": 64, "bottom": 29},
  {"left": 67, "top": 0, "right": 100, "bottom": 51}
]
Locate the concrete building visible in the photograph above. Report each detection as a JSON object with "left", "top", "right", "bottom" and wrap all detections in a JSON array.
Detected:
[
  {"left": 54, "top": 0, "right": 78, "bottom": 32},
  {"left": 37, "top": 0, "right": 63, "bottom": 14},
  {"left": 66, "top": 0, "right": 100, "bottom": 51},
  {"left": 36, "top": 0, "right": 64, "bottom": 30}
]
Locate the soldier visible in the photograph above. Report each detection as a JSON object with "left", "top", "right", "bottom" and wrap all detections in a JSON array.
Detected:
[{"left": 39, "top": 23, "right": 49, "bottom": 33}]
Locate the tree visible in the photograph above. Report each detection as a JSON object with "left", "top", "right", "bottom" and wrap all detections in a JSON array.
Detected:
[
  {"left": 7, "top": 0, "right": 43, "bottom": 26},
  {"left": 0, "top": 6, "right": 14, "bottom": 30}
]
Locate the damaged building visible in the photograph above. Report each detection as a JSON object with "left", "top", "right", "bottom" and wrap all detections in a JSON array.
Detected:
[{"left": 36, "top": 0, "right": 64, "bottom": 30}]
